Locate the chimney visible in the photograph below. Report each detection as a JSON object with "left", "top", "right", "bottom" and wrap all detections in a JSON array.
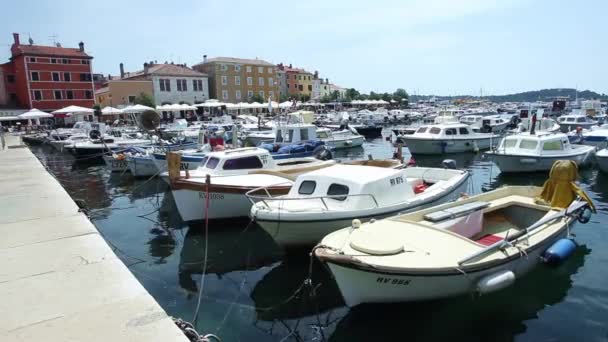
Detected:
[
  {"left": 314, "top": 70, "right": 319, "bottom": 79},
  {"left": 78, "top": 41, "right": 84, "bottom": 52},
  {"left": 289, "top": 63, "right": 292, "bottom": 68},
  {"left": 119, "top": 63, "right": 125, "bottom": 78},
  {"left": 325, "top": 78, "right": 329, "bottom": 84},
  {"left": 12, "top": 33, "right": 20, "bottom": 46},
  {"left": 144, "top": 62, "right": 150, "bottom": 73},
  {"left": 108, "top": 74, "right": 112, "bottom": 80},
  {"left": 203, "top": 55, "right": 207, "bottom": 63}
]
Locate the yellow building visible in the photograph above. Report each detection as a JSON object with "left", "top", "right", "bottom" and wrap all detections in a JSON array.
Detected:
[
  {"left": 95, "top": 79, "right": 154, "bottom": 108},
  {"left": 193, "top": 56, "right": 280, "bottom": 103}
]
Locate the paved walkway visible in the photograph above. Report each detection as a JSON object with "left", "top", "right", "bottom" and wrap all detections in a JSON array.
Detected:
[{"left": 0, "top": 135, "right": 188, "bottom": 341}]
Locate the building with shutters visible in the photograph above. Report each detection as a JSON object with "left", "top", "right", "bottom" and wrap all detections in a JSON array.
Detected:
[{"left": 0, "top": 33, "right": 95, "bottom": 111}]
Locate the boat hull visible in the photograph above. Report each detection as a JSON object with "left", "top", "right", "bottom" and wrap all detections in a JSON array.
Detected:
[
  {"left": 103, "top": 155, "right": 129, "bottom": 172},
  {"left": 322, "top": 135, "right": 365, "bottom": 149},
  {"left": 488, "top": 149, "right": 594, "bottom": 173},
  {"left": 404, "top": 137, "right": 497, "bottom": 154},
  {"left": 128, "top": 156, "right": 159, "bottom": 177},
  {"left": 559, "top": 122, "right": 596, "bottom": 133},
  {"left": 596, "top": 152, "right": 608, "bottom": 173},
  {"left": 254, "top": 178, "right": 467, "bottom": 247},
  {"left": 172, "top": 186, "right": 289, "bottom": 221},
  {"left": 323, "top": 228, "right": 567, "bottom": 306}
]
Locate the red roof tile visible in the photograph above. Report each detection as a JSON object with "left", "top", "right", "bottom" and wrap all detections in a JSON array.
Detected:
[{"left": 12, "top": 45, "right": 92, "bottom": 58}]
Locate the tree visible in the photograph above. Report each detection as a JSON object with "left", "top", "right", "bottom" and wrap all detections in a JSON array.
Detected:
[
  {"left": 250, "top": 94, "right": 265, "bottom": 103},
  {"left": 393, "top": 88, "right": 408, "bottom": 99},
  {"left": 134, "top": 92, "right": 155, "bottom": 107},
  {"left": 279, "top": 94, "right": 290, "bottom": 102},
  {"left": 93, "top": 104, "right": 102, "bottom": 120},
  {"left": 381, "top": 92, "right": 392, "bottom": 102},
  {"left": 320, "top": 94, "right": 331, "bottom": 103},
  {"left": 368, "top": 92, "right": 381, "bottom": 100},
  {"left": 345, "top": 88, "right": 360, "bottom": 101}
]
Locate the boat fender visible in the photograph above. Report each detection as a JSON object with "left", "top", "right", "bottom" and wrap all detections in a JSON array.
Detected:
[
  {"left": 414, "top": 184, "right": 427, "bottom": 194},
  {"left": 542, "top": 238, "right": 576, "bottom": 264},
  {"left": 577, "top": 207, "right": 592, "bottom": 224},
  {"left": 442, "top": 159, "right": 457, "bottom": 169},
  {"left": 351, "top": 219, "right": 361, "bottom": 229},
  {"left": 313, "top": 145, "right": 333, "bottom": 161},
  {"left": 476, "top": 270, "right": 515, "bottom": 295}
]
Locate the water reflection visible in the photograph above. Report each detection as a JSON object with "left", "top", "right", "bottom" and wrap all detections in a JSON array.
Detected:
[
  {"left": 330, "top": 245, "right": 590, "bottom": 341},
  {"left": 178, "top": 223, "right": 283, "bottom": 293},
  {"left": 250, "top": 254, "right": 344, "bottom": 322}
]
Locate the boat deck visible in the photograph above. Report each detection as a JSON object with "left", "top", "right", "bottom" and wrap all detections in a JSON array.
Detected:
[{"left": 0, "top": 135, "right": 187, "bottom": 342}]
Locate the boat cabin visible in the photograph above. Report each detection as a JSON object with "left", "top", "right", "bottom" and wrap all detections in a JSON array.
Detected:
[
  {"left": 557, "top": 114, "right": 596, "bottom": 125},
  {"left": 498, "top": 133, "right": 573, "bottom": 155},
  {"left": 460, "top": 115, "right": 483, "bottom": 125},
  {"left": 286, "top": 165, "right": 415, "bottom": 209},
  {"left": 273, "top": 123, "right": 317, "bottom": 143},
  {"left": 413, "top": 124, "right": 477, "bottom": 138}
]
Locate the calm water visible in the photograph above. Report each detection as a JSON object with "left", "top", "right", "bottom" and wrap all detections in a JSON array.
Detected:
[{"left": 30, "top": 131, "right": 608, "bottom": 342}]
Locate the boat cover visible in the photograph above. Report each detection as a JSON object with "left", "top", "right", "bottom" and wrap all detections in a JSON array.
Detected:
[{"left": 536, "top": 160, "right": 596, "bottom": 212}]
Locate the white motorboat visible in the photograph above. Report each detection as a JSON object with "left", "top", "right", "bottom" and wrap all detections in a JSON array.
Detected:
[
  {"left": 401, "top": 123, "right": 499, "bottom": 154},
  {"left": 249, "top": 163, "right": 469, "bottom": 247},
  {"left": 316, "top": 127, "right": 364, "bottom": 149},
  {"left": 315, "top": 179, "right": 594, "bottom": 306},
  {"left": 71, "top": 136, "right": 151, "bottom": 157},
  {"left": 596, "top": 148, "right": 608, "bottom": 173},
  {"left": 49, "top": 133, "right": 89, "bottom": 152},
  {"left": 485, "top": 132, "right": 595, "bottom": 173},
  {"left": 557, "top": 114, "right": 598, "bottom": 133},
  {"left": 468, "top": 115, "right": 510, "bottom": 133},
  {"left": 567, "top": 125, "right": 608, "bottom": 148},
  {"left": 510, "top": 117, "right": 560, "bottom": 134},
  {"left": 169, "top": 147, "right": 336, "bottom": 222}
]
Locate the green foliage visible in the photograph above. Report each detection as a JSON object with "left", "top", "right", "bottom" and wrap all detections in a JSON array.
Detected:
[
  {"left": 320, "top": 94, "right": 332, "bottom": 103},
  {"left": 279, "top": 94, "right": 290, "bottom": 102},
  {"left": 134, "top": 92, "right": 155, "bottom": 107},
  {"left": 345, "top": 88, "right": 360, "bottom": 100},
  {"left": 249, "top": 94, "right": 265, "bottom": 103},
  {"left": 93, "top": 104, "right": 102, "bottom": 117}
]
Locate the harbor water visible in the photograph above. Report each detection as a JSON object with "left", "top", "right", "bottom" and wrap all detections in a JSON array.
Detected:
[{"left": 29, "top": 131, "right": 608, "bottom": 342}]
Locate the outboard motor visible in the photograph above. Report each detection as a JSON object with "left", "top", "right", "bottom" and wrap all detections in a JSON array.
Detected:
[
  {"left": 89, "top": 129, "right": 101, "bottom": 140},
  {"left": 442, "top": 159, "right": 457, "bottom": 169},
  {"left": 313, "top": 145, "right": 333, "bottom": 161}
]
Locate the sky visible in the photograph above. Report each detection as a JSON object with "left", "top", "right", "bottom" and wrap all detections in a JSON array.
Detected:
[{"left": 1, "top": 0, "right": 607, "bottom": 96}]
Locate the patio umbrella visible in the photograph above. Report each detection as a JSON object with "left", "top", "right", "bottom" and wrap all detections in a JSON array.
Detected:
[
  {"left": 122, "top": 104, "right": 155, "bottom": 113},
  {"left": 101, "top": 106, "right": 123, "bottom": 115},
  {"left": 52, "top": 105, "right": 93, "bottom": 114}
]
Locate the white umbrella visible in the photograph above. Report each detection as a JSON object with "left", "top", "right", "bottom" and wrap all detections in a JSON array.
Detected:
[
  {"left": 279, "top": 101, "right": 292, "bottom": 108},
  {"left": 52, "top": 105, "right": 93, "bottom": 114},
  {"left": 122, "top": 104, "right": 154, "bottom": 113},
  {"left": 18, "top": 109, "right": 53, "bottom": 119},
  {"left": 101, "top": 106, "right": 123, "bottom": 115},
  {"left": 179, "top": 104, "right": 197, "bottom": 110}
]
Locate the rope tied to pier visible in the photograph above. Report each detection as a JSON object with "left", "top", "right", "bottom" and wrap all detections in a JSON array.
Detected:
[{"left": 173, "top": 318, "right": 221, "bottom": 342}]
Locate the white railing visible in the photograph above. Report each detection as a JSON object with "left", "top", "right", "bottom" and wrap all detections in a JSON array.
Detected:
[{"left": 245, "top": 184, "right": 380, "bottom": 211}]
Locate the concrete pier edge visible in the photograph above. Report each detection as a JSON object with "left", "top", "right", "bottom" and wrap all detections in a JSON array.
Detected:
[{"left": 0, "top": 134, "right": 189, "bottom": 341}]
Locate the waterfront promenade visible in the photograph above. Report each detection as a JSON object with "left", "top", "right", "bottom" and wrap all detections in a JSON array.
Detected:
[{"left": 0, "top": 135, "right": 188, "bottom": 341}]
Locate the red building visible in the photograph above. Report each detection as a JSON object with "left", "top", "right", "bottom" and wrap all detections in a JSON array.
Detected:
[{"left": 0, "top": 33, "right": 95, "bottom": 111}]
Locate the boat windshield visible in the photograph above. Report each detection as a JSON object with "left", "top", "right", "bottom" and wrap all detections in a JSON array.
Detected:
[
  {"left": 519, "top": 139, "right": 538, "bottom": 150},
  {"left": 416, "top": 127, "right": 427, "bottom": 133},
  {"left": 429, "top": 127, "right": 441, "bottom": 134},
  {"left": 542, "top": 140, "right": 563, "bottom": 151},
  {"left": 205, "top": 157, "right": 220, "bottom": 169},
  {"left": 503, "top": 138, "right": 518, "bottom": 148}
]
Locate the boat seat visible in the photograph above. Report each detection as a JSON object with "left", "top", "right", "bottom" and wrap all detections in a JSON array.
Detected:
[
  {"left": 475, "top": 234, "right": 504, "bottom": 246},
  {"left": 423, "top": 201, "right": 490, "bottom": 222}
]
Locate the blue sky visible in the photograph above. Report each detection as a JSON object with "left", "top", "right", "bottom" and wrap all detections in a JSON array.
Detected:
[{"left": 1, "top": 0, "right": 606, "bottom": 95}]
